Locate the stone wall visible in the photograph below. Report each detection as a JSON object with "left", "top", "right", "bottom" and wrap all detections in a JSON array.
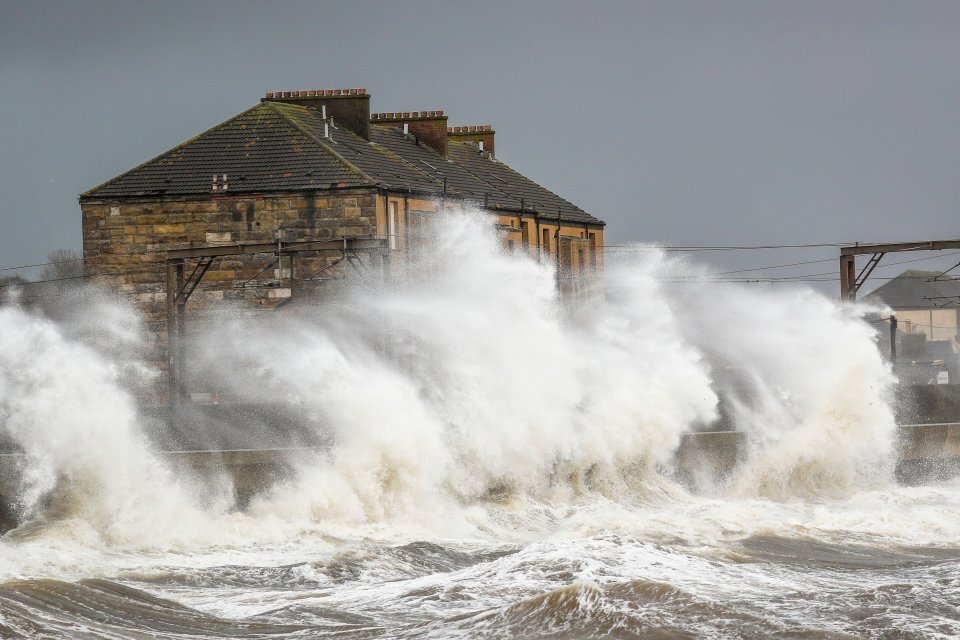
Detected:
[{"left": 80, "top": 189, "right": 380, "bottom": 401}]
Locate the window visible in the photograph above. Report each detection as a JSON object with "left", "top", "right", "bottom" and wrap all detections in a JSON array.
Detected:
[{"left": 388, "top": 201, "right": 398, "bottom": 250}]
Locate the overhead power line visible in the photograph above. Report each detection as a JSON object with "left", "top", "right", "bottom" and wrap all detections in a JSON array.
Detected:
[{"left": 0, "top": 257, "right": 85, "bottom": 274}]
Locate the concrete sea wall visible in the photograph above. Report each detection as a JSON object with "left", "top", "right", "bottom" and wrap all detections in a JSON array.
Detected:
[{"left": 2, "top": 424, "right": 959, "bottom": 533}]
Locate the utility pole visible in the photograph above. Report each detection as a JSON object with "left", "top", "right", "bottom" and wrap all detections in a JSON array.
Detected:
[
  {"left": 163, "top": 237, "right": 389, "bottom": 406},
  {"left": 165, "top": 262, "right": 180, "bottom": 405},
  {"left": 890, "top": 315, "right": 898, "bottom": 363},
  {"left": 555, "top": 208, "right": 562, "bottom": 295}
]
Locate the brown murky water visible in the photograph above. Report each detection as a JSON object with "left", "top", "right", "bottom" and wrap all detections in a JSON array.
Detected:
[{"left": 3, "top": 482, "right": 960, "bottom": 639}]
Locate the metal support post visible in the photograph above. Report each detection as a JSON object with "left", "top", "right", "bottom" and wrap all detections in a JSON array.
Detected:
[
  {"left": 890, "top": 315, "right": 898, "bottom": 363},
  {"left": 840, "top": 255, "right": 857, "bottom": 301},
  {"left": 165, "top": 263, "right": 180, "bottom": 406},
  {"left": 175, "top": 262, "right": 186, "bottom": 403}
]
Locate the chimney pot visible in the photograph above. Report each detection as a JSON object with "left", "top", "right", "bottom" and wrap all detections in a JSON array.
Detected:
[
  {"left": 266, "top": 88, "right": 371, "bottom": 139},
  {"left": 370, "top": 107, "right": 449, "bottom": 154}
]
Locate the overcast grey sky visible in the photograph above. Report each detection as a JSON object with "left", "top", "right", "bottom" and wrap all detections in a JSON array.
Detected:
[{"left": 2, "top": 0, "right": 959, "bottom": 291}]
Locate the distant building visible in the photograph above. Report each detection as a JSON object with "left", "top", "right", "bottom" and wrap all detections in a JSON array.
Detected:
[
  {"left": 865, "top": 269, "right": 960, "bottom": 383},
  {"left": 79, "top": 88, "right": 605, "bottom": 401},
  {"left": 865, "top": 270, "right": 960, "bottom": 341}
]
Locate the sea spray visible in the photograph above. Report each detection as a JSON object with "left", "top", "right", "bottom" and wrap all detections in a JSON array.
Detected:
[
  {"left": 0, "top": 303, "right": 217, "bottom": 544},
  {"left": 0, "top": 212, "right": 952, "bottom": 639},
  {"left": 0, "top": 207, "right": 900, "bottom": 542},
  {"left": 670, "top": 266, "right": 898, "bottom": 497},
  {"left": 197, "top": 210, "right": 720, "bottom": 523},
  {"left": 190, "top": 209, "right": 898, "bottom": 522}
]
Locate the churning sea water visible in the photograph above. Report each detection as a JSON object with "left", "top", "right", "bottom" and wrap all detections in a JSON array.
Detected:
[{"left": 1, "top": 210, "right": 955, "bottom": 639}]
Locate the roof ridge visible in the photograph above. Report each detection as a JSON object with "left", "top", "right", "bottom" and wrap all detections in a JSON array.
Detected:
[
  {"left": 263, "top": 101, "right": 377, "bottom": 186},
  {"left": 81, "top": 103, "right": 269, "bottom": 198}
]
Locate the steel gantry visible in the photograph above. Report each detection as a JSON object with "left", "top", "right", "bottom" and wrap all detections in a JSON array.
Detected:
[
  {"left": 840, "top": 240, "right": 960, "bottom": 302},
  {"left": 164, "top": 237, "right": 389, "bottom": 404}
]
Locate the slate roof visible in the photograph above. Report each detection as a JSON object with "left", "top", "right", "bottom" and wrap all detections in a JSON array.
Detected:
[
  {"left": 82, "top": 101, "right": 603, "bottom": 225},
  {"left": 83, "top": 104, "right": 367, "bottom": 198},
  {"left": 369, "top": 125, "right": 512, "bottom": 204},
  {"left": 274, "top": 103, "right": 441, "bottom": 193},
  {"left": 864, "top": 270, "right": 960, "bottom": 309},
  {"left": 446, "top": 141, "right": 596, "bottom": 224}
]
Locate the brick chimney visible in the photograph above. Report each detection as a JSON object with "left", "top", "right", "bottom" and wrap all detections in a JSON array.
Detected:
[
  {"left": 263, "top": 88, "right": 371, "bottom": 140},
  {"left": 370, "top": 111, "right": 449, "bottom": 155},
  {"left": 448, "top": 125, "right": 495, "bottom": 157}
]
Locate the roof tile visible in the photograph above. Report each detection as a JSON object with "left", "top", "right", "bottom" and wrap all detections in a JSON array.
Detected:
[{"left": 82, "top": 101, "right": 605, "bottom": 226}]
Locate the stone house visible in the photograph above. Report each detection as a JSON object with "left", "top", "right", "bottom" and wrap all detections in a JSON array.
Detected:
[{"left": 79, "top": 88, "right": 606, "bottom": 402}]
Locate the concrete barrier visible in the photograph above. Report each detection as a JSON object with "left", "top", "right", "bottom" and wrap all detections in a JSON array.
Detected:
[
  {"left": 673, "top": 430, "right": 747, "bottom": 490},
  {"left": 0, "top": 447, "right": 318, "bottom": 532},
  {"left": 895, "top": 423, "right": 960, "bottom": 484},
  {"left": 1, "top": 424, "right": 960, "bottom": 533},
  {"left": 162, "top": 447, "right": 316, "bottom": 506}
]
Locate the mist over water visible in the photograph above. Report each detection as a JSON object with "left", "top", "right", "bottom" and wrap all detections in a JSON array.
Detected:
[{"left": 0, "top": 209, "right": 956, "bottom": 638}]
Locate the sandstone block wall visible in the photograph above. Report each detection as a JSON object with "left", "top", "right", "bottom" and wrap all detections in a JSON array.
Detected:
[{"left": 81, "top": 189, "right": 380, "bottom": 401}]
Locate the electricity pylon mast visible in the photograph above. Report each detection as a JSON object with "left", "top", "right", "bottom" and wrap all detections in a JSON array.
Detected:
[{"left": 839, "top": 240, "right": 960, "bottom": 301}]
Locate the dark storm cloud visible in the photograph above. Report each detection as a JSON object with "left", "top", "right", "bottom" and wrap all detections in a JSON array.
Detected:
[{"left": 2, "top": 0, "right": 959, "bottom": 290}]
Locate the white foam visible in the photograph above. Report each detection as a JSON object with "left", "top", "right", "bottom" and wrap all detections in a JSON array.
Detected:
[{"left": 0, "top": 206, "right": 914, "bottom": 572}]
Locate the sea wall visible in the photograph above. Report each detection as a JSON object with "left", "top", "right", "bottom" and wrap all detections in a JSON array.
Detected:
[{"left": 2, "top": 423, "right": 959, "bottom": 533}]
